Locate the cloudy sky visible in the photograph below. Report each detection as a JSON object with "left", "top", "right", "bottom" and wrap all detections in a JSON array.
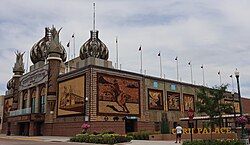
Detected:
[{"left": 0, "top": 0, "right": 250, "bottom": 97}]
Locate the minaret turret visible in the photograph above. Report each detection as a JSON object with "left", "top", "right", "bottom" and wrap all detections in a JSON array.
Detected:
[{"left": 46, "top": 26, "right": 66, "bottom": 119}]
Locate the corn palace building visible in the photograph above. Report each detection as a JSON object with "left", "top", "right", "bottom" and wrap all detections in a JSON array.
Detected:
[{"left": 2, "top": 26, "right": 245, "bottom": 136}]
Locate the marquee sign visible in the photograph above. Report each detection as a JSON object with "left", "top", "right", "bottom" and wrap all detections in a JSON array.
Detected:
[
  {"left": 19, "top": 67, "right": 48, "bottom": 90},
  {"left": 172, "top": 127, "right": 232, "bottom": 134}
]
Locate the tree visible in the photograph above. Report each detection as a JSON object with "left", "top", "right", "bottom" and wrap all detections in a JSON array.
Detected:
[{"left": 196, "top": 84, "right": 233, "bottom": 139}]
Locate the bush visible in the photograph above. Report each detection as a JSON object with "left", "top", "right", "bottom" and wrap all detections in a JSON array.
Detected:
[
  {"left": 70, "top": 132, "right": 132, "bottom": 144},
  {"left": 183, "top": 140, "right": 244, "bottom": 145},
  {"left": 127, "top": 131, "right": 154, "bottom": 140}
]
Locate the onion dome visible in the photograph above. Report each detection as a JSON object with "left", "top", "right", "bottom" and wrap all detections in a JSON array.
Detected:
[
  {"left": 30, "top": 28, "right": 49, "bottom": 64},
  {"left": 30, "top": 27, "right": 67, "bottom": 64},
  {"left": 80, "top": 30, "right": 109, "bottom": 60},
  {"left": 7, "top": 78, "right": 14, "bottom": 90}
]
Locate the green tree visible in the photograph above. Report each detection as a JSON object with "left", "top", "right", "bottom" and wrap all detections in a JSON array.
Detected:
[{"left": 196, "top": 84, "right": 233, "bottom": 139}]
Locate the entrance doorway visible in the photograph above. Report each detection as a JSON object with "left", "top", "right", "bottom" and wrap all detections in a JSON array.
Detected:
[
  {"left": 19, "top": 123, "right": 29, "bottom": 136},
  {"left": 125, "top": 119, "right": 137, "bottom": 133},
  {"left": 35, "top": 122, "right": 43, "bottom": 136}
]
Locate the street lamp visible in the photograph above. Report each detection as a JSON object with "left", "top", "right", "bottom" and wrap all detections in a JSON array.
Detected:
[
  {"left": 234, "top": 69, "right": 244, "bottom": 138},
  {"left": 234, "top": 69, "right": 242, "bottom": 116}
]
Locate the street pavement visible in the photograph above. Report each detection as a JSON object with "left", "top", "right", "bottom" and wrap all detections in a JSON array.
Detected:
[{"left": 0, "top": 134, "right": 182, "bottom": 145}]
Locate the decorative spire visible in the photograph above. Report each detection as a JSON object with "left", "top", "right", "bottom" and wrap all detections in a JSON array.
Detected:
[
  {"left": 79, "top": 3, "right": 109, "bottom": 60},
  {"left": 13, "top": 51, "right": 25, "bottom": 75},
  {"left": 93, "top": 3, "right": 96, "bottom": 32}
]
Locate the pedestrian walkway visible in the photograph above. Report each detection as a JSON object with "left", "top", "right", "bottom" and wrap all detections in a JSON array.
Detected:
[
  {"left": 0, "top": 134, "right": 69, "bottom": 142},
  {"left": 123, "top": 140, "right": 182, "bottom": 145},
  {"left": 0, "top": 134, "right": 182, "bottom": 145}
]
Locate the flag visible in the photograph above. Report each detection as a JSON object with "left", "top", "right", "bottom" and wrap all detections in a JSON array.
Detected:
[
  {"left": 188, "top": 61, "right": 191, "bottom": 65},
  {"left": 201, "top": 65, "right": 203, "bottom": 69},
  {"left": 139, "top": 46, "right": 141, "bottom": 51},
  {"left": 218, "top": 71, "right": 220, "bottom": 75},
  {"left": 230, "top": 75, "right": 232, "bottom": 78},
  {"left": 72, "top": 34, "right": 74, "bottom": 38},
  {"left": 67, "top": 41, "right": 70, "bottom": 47},
  {"left": 175, "top": 56, "right": 178, "bottom": 60},
  {"left": 158, "top": 52, "right": 161, "bottom": 56}
]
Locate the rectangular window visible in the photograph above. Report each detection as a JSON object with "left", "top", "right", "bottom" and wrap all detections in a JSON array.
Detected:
[
  {"left": 31, "top": 98, "right": 35, "bottom": 113},
  {"left": 22, "top": 100, "right": 26, "bottom": 109},
  {"left": 40, "top": 95, "right": 45, "bottom": 113}
]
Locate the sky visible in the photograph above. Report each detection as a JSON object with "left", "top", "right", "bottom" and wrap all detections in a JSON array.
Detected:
[{"left": 0, "top": 0, "right": 250, "bottom": 97}]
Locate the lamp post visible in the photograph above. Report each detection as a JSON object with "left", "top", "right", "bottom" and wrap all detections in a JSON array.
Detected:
[{"left": 234, "top": 69, "right": 244, "bottom": 138}]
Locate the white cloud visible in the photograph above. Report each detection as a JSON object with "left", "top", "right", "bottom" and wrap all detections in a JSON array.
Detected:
[{"left": 0, "top": 0, "right": 249, "bottom": 98}]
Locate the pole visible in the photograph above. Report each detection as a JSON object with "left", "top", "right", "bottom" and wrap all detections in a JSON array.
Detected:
[
  {"left": 159, "top": 52, "right": 162, "bottom": 78},
  {"left": 139, "top": 45, "right": 142, "bottom": 74},
  {"left": 26, "top": 51, "right": 29, "bottom": 73},
  {"left": 176, "top": 57, "right": 179, "bottom": 81},
  {"left": 231, "top": 75, "right": 236, "bottom": 131},
  {"left": 116, "top": 37, "right": 118, "bottom": 69},
  {"left": 190, "top": 122, "right": 193, "bottom": 142},
  {"left": 231, "top": 76, "right": 235, "bottom": 93},
  {"left": 93, "top": 3, "right": 96, "bottom": 32},
  {"left": 67, "top": 41, "right": 70, "bottom": 72},
  {"left": 236, "top": 75, "right": 242, "bottom": 116},
  {"left": 218, "top": 71, "right": 222, "bottom": 86},
  {"left": 235, "top": 71, "right": 243, "bottom": 138},
  {"left": 201, "top": 65, "right": 205, "bottom": 86},
  {"left": 188, "top": 62, "right": 193, "bottom": 84},
  {"left": 73, "top": 33, "right": 75, "bottom": 58}
]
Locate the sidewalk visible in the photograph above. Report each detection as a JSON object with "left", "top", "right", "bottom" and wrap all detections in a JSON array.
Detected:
[
  {"left": 0, "top": 134, "right": 182, "bottom": 145},
  {"left": 0, "top": 134, "right": 70, "bottom": 142}
]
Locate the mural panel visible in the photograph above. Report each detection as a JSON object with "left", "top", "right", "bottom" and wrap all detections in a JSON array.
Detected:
[
  {"left": 183, "top": 94, "right": 195, "bottom": 111},
  {"left": 4, "top": 98, "right": 13, "bottom": 116},
  {"left": 167, "top": 92, "right": 180, "bottom": 111},
  {"left": 97, "top": 73, "right": 140, "bottom": 116},
  {"left": 58, "top": 76, "right": 85, "bottom": 116},
  {"left": 148, "top": 89, "right": 163, "bottom": 110}
]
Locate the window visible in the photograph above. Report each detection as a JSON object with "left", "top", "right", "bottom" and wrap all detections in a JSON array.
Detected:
[
  {"left": 31, "top": 90, "right": 36, "bottom": 113},
  {"left": 40, "top": 87, "right": 46, "bottom": 113},
  {"left": 22, "top": 92, "right": 28, "bottom": 109}
]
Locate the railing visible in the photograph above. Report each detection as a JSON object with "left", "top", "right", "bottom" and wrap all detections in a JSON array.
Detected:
[{"left": 9, "top": 108, "right": 31, "bottom": 116}]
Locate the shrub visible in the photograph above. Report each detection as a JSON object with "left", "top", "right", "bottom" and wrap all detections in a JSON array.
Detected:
[
  {"left": 70, "top": 132, "right": 132, "bottom": 144},
  {"left": 183, "top": 140, "right": 244, "bottom": 145}
]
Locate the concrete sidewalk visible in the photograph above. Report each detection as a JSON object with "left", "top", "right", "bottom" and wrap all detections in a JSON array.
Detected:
[
  {"left": 0, "top": 134, "right": 70, "bottom": 142},
  {"left": 0, "top": 134, "right": 182, "bottom": 145}
]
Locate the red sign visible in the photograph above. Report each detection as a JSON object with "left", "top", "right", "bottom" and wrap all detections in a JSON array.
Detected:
[{"left": 188, "top": 108, "right": 194, "bottom": 121}]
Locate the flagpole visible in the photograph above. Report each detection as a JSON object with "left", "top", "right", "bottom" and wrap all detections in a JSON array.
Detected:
[
  {"left": 139, "top": 45, "right": 142, "bottom": 74},
  {"left": 26, "top": 51, "right": 29, "bottom": 73},
  {"left": 201, "top": 65, "right": 205, "bottom": 86},
  {"left": 72, "top": 33, "right": 75, "bottom": 58},
  {"left": 175, "top": 57, "right": 179, "bottom": 81},
  {"left": 67, "top": 41, "right": 70, "bottom": 72},
  {"left": 116, "top": 36, "right": 118, "bottom": 69},
  {"left": 218, "top": 71, "right": 222, "bottom": 85},
  {"left": 159, "top": 51, "right": 162, "bottom": 78},
  {"left": 230, "top": 75, "right": 234, "bottom": 93},
  {"left": 188, "top": 62, "right": 193, "bottom": 84}
]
